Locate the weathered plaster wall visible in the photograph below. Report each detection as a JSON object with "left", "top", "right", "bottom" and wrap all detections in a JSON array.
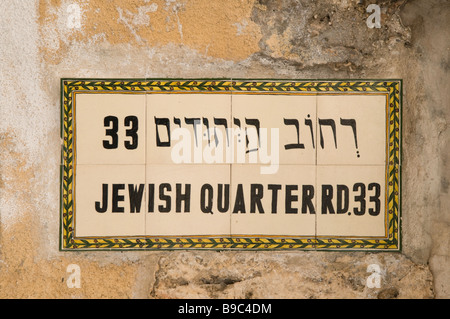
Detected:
[{"left": 0, "top": 0, "right": 448, "bottom": 298}]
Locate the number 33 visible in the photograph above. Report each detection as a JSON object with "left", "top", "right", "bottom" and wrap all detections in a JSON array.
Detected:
[{"left": 103, "top": 115, "right": 138, "bottom": 150}]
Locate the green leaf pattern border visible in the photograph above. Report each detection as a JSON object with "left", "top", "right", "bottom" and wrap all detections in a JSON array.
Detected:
[{"left": 60, "top": 79, "right": 402, "bottom": 251}]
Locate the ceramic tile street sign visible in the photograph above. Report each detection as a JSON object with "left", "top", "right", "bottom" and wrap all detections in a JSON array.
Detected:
[{"left": 60, "top": 79, "right": 401, "bottom": 251}]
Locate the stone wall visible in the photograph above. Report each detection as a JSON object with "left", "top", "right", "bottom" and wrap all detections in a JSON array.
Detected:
[{"left": 0, "top": 0, "right": 448, "bottom": 298}]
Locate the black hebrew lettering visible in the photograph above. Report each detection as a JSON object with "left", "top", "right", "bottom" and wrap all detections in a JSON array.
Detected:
[
  {"left": 202, "top": 118, "right": 210, "bottom": 145},
  {"left": 214, "top": 118, "right": 228, "bottom": 146},
  {"left": 319, "top": 119, "right": 337, "bottom": 149},
  {"left": 185, "top": 117, "right": 201, "bottom": 147},
  {"left": 305, "top": 115, "right": 315, "bottom": 149},
  {"left": 283, "top": 118, "right": 305, "bottom": 150},
  {"left": 150, "top": 116, "right": 360, "bottom": 156},
  {"left": 155, "top": 117, "right": 171, "bottom": 147},
  {"left": 340, "top": 118, "right": 359, "bottom": 157},
  {"left": 245, "top": 118, "right": 260, "bottom": 153},
  {"left": 340, "top": 118, "right": 358, "bottom": 148}
]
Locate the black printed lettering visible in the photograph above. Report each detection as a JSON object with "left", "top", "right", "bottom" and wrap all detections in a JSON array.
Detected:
[
  {"left": 267, "top": 184, "right": 281, "bottom": 214},
  {"left": 176, "top": 183, "right": 191, "bottom": 213},
  {"left": 285, "top": 185, "right": 298, "bottom": 214},
  {"left": 159, "top": 183, "right": 171, "bottom": 213},
  {"left": 250, "top": 184, "right": 264, "bottom": 213},
  {"left": 321, "top": 184, "right": 335, "bottom": 214},
  {"left": 336, "top": 184, "right": 349, "bottom": 214},
  {"left": 112, "top": 184, "right": 125, "bottom": 213},
  {"left": 302, "top": 185, "right": 315, "bottom": 214},
  {"left": 95, "top": 183, "right": 108, "bottom": 213}
]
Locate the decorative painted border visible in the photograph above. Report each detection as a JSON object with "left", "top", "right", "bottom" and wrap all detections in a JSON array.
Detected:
[{"left": 60, "top": 79, "right": 401, "bottom": 251}]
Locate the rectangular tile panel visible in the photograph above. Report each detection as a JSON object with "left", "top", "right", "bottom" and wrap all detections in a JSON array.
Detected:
[{"left": 61, "top": 79, "right": 401, "bottom": 251}]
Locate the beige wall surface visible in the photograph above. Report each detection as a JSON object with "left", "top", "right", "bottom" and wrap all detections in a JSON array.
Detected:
[{"left": 0, "top": 0, "right": 448, "bottom": 298}]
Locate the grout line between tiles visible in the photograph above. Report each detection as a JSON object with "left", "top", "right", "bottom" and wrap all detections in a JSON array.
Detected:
[
  {"left": 229, "top": 79, "right": 233, "bottom": 238},
  {"left": 315, "top": 94, "right": 318, "bottom": 246},
  {"left": 145, "top": 93, "right": 148, "bottom": 236}
]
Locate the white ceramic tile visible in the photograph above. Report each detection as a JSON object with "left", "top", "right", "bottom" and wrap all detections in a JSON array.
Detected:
[
  {"left": 74, "top": 93, "right": 146, "bottom": 165},
  {"left": 230, "top": 164, "right": 316, "bottom": 237},
  {"left": 316, "top": 94, "right": 387, "bottom": 165},
  {"left": 231, "top": 94, "right": 316, "bottom": 166},
  {"left": 74, "top": 164, "right": 146, "bottom": 237},
  {"left": 146, "top": 94, "right": 232, "bottom": 165},
  {"left": 316, "top": 165, "right": 387, "bottom": 237},
  {"left": 146, "top": 164, "right": 231, "bottom": 236}
]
